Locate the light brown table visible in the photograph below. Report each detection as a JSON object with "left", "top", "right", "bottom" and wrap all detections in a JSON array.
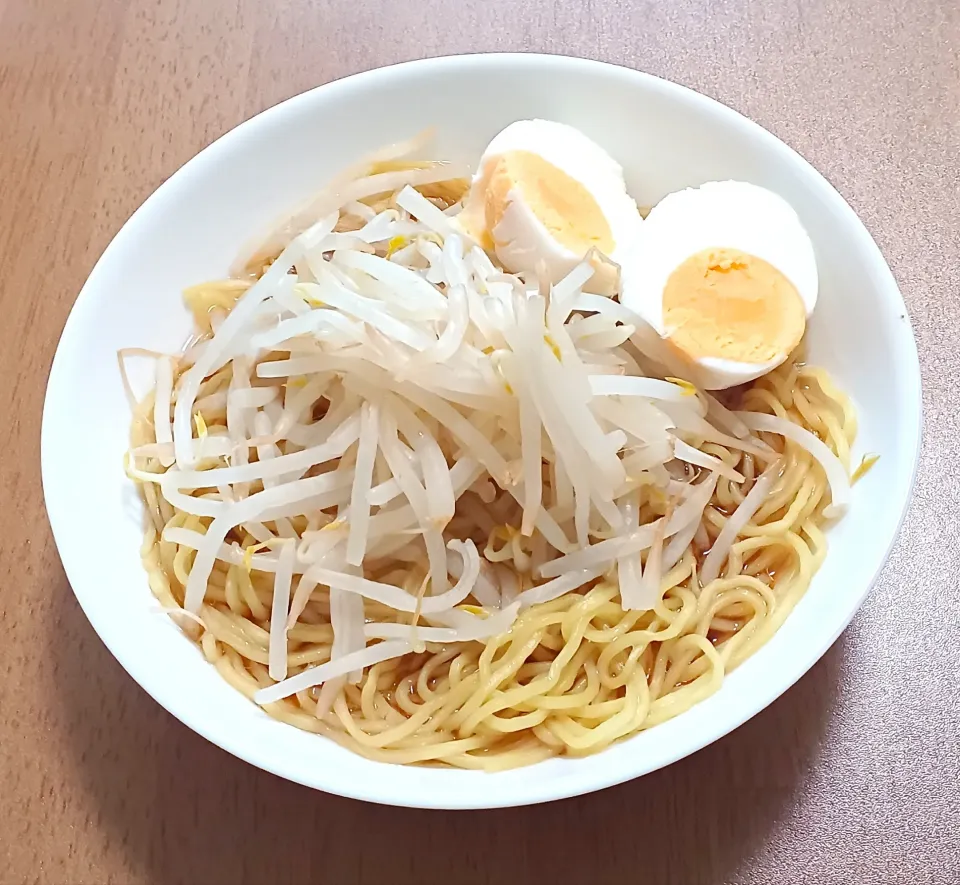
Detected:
[{"left": 2, "top": 0, "right": 958, "bottom": 882}]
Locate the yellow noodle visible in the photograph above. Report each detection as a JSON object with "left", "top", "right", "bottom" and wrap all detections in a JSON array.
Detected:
[{"left": 132, "top": 264, "right": 853, "bottom": 770}]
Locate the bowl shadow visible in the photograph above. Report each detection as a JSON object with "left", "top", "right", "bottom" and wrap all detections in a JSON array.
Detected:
[{"left": 50, "top": 567, "right": 847, "bottom": 885}]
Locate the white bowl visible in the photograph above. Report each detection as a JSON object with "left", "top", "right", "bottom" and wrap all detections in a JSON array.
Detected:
[{"left": 42, "top": 54, "right": 921, "bottom": 809}]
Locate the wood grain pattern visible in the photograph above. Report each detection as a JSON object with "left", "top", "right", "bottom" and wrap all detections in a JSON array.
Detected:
[{"left": 2, "top": 0, "right": 959, "bottom": 882}]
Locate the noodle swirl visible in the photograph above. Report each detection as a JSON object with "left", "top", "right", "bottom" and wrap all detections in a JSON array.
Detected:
[{"left": 126, "top": 164, "right": 855, "bottom": 770}]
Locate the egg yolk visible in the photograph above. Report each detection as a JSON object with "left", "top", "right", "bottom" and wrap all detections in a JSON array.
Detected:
[
  {"left": 662, "top": 248, "right": 806, "bottom": 365},
  {"left": 465, "top": 151, "right": 615, "bottom": 255}
]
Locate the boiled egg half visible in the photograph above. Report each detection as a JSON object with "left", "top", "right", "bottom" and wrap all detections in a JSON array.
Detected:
[
  {"left": 457, "top": 120, "right": 644, "bottom": 295},
  {"left": 621, "top": 181, "right": 818, "bottom": 390}
]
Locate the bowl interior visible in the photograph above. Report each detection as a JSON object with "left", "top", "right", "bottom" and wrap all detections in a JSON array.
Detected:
[{"left": 42, "top": 54, "right": 920, "bottom": 809}]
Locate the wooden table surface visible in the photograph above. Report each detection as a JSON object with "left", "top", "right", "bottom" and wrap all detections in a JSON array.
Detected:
[{"left": 2, "top": 0, "right": 959, "bottom": 882}]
